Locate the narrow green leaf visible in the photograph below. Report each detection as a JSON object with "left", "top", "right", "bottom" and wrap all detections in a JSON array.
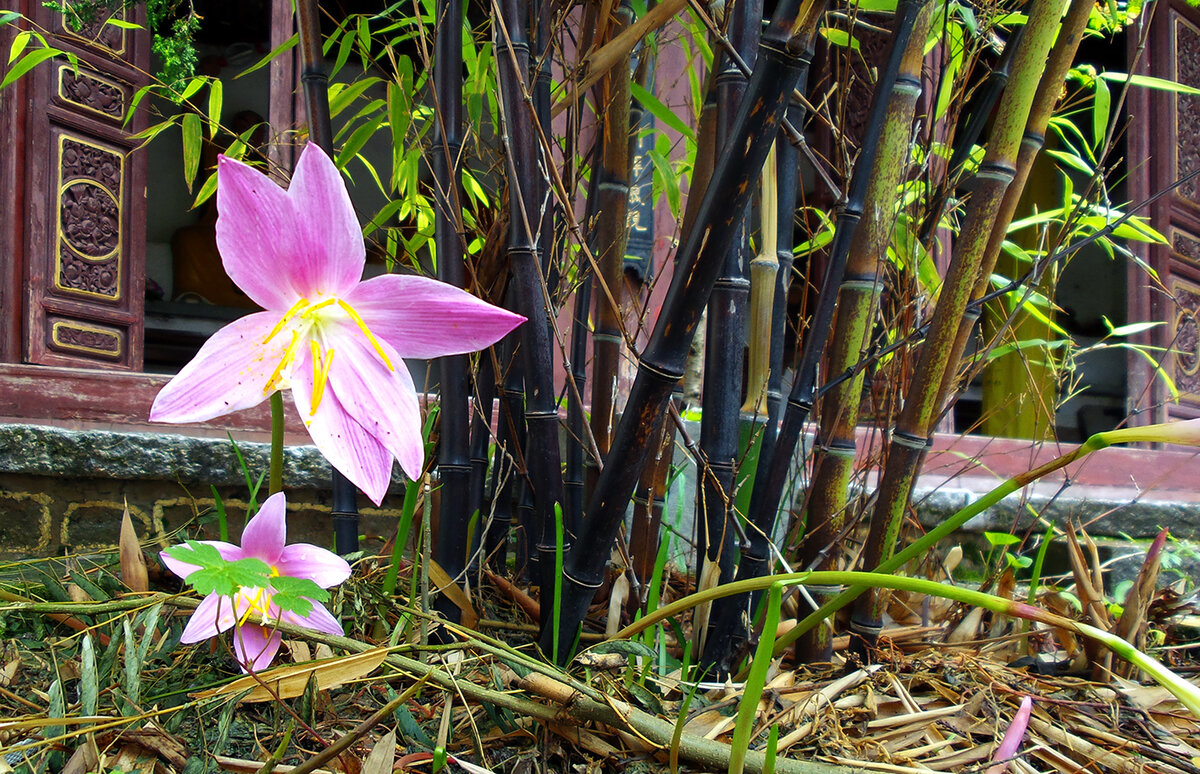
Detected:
[
  {"left": 329, "top": 77, "right": 380, "bottom": 118},
  {"left": 103, "top": 17, "right": 143, "bottom": 29},
  {"left": 337, "top": 114, "right": 386, "bottom": 169},
  {"left": 192, "top": 169, "right": 219, "bottom": 208},
  {"left": 235, "top": 33, "right": 297, "bottom": 79},
  {"left": 181, "top": 112, "right": 202, "bottom": 191},
  {"left": 8, "top": 30, "right": 29, "bottom": 64},
  {"left": 631, "top": 82, "right": 694, "bottom": 141},
  {"left": 0, "top": 11, "right": 22, "bottom": 26},
  {"left": 1101, "top": 71, "right": 1200, "bottom": 95},
  {"left": 80, "top": 633, "right": 99, "bottom": 716},
  {"left": 123, "top": 617, "right": 141, "bottom": 708},
  {"left": 178, "top": 75, "right": 206, "bottom": 102},
  {"left": 1092, "top": 76, "right": 1110, "bottom": 149},
  {"left": 2, "top": 46, "right": 57, "bottom": 89},
  {"left": 207, "top": 78, "right": 223, "bottom": 138}
]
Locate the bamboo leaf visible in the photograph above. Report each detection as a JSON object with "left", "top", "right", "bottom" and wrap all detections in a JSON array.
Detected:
[
  {"left": 181, "top": 112, "right": 202, "bottom": 192},
  {"left": 207, "top": 78, "right": 223, "bottom": 138},
  {"left": 80, "top": 634, "right": 99, "bottom": 716},
  {"left": 631, "top": 82, "right": 694, "bottom": 141},
  {"left": 122, "top": 617, "right": 140, "bottom": 708},
  {"left": 1106, "top": 320, "right": 1162, "bottom": 337},
  {"left": 1101, "top": 71, "right": 1200, "bottom": 95},
  {"left": 2, "top": 46, "right": 57, "bottom": 89},
  {"left": 104, "top": 17, "right": 143, "bottom": 29},
  {"left": 329, "top": 77, "right": 381, "bottom": 118},
  {"left": 8, "top": 30, "right": 29, "bottom": 64},
  {"left": 0, "top": 11, "right": 22, "bottom": 26},
  {"left": 192, "top": 168, "right": 219, "bottom": 208},
  {"left": 820, "top": 27, "right": 860, "bottom": 50},
  {"left": 236, "top": 33, "right": 298, "bottom": 79},
  {"left": 193, "top": 648, "right": 390, "bottom": 703},
  {"left": 1092, "top": 75, "right": 1110, "bottom": 149}
]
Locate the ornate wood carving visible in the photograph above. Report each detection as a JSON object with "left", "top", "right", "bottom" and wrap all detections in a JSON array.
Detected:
[
  {"left": 1175, "top": 16, "right": 1200, "bottom": 202},
  {"left": 57, "top": 2, "right": 126, "bottom": 55},
  {"left": 16, "top": 0, "right": 149, "bottom": 372},
  {"left": 57, "top": 65, "right": 127, "bottom": 121},
  {"left": 1171, "top": 278, "right": 1200, "bottom": 403}
]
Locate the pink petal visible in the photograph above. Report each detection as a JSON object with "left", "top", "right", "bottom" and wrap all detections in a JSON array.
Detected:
[
  {"left": 240, "top": 492, "right": 287, "bottom": 563},
  {"left": 346, "top": 274, "right": 525, "bottom": 359},
  {"left": 180, "top": 593, "right": 237, "bottom": 643},
  {"left": 277, "top": 543, "right": 352, "bottom": 588},
  {"left": 279, "top": 601, "right": 344, "bottom": 636},
  {"left": 232, "top": 623, "right": 283, "bottom": 672},
  {"left": 215, "top": 156, "right": 307, "bottom": 310},
  {"left": 292, "top": 352, "right": 395, "bottom": 505},
  {"left": 324, "top": 327, "right": 425, "bottom": 482},
  {"left": 150, "top": 312, "right": 292, "bottom": 424},
  {"left": 285, "top": 143, "right": 365, "bottom": 298},
  {"left": 160, "top": 541, "right": 243, "bottom": 581},
  {"left": 988, "top": 696, "right": 1033, "bottom": 774}
]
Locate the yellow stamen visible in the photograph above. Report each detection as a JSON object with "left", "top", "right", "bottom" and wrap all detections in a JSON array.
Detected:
[
  {"left": 310, "top": 345, "right": 335, "bottom": 415},
  {"left": 263, "top": 330, "right": 301, "bottom": 395},
  {"left": 237, "top": 586, "right": 270, "bottom": 626},
  {"left": 263, "top": 298, "right": 310, "bottom": 344},
  {"left": 303, "top": 297, "right": 338, "bottom": 317},
  {"left": 336, "top": 299, "right": 394, "bottom": 371}
]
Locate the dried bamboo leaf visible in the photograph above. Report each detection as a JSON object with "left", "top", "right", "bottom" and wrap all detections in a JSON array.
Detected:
[
  {"left": 360, "top": 728, "right": 396, "bottom": 774},
  {"left": 192, "top": 648, "right": 389, "bottom": 703}
]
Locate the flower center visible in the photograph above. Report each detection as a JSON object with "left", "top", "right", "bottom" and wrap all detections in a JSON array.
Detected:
[
  {"left": 260, "top": 296, "right": 395, "bottom": 415},
  {"left": 234, "top": 567, "right": 281, "bottom": 626}
]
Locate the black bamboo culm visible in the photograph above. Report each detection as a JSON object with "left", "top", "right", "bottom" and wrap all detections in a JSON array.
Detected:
[
  {"left": 705, "top": 107, "right": 803, "bottom": 669},
  {"left": 695, "top": 0, "right": 761, "bottom": 672},
  {"left": 466, "top": 351, "right": 496, "bottom": 572},
  {"left": 848, "top": 0, "right": 1063, "bottom": 660},
  {"left": 587, "top": 0, "right": 634, "bottom": 502},
  {"left": 296, "top": 0, "right": 360, "bottom": 554},
  {"left": 431, "top": 0, "right": 470, "bottom": 621},
  {"left": 794, "top": 2, "right": 934, "bottom": 661},
  {"left": 742, "top": 0, "right": 928, "bottom": 594},
  {"left": 540, "top": 0, "right": 825, "bottom": 663},
  {"left": 485, "top": 333, "right": 524, "bottom": 571},
  {"left": 495, "top": 0, "right": 565, "bottom": 608}
]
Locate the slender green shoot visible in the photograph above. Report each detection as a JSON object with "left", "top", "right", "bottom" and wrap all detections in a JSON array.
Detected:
[
  {"left": 553, "top": 501, "right": 565, "bottom": 665},
  {"left": 763, "top": 724, "right": 779, "bottom": 774},
  {"left": 1027, "top": 521, "right": 1056, "bottom": 605},
  {"left": 269, "top": 390, "right": 285, "bottom": 496},
  {"left": 669, "top": 669, "right": 702, "bottom": 774},
  {"left": 209, "top": 485, "right": 229, "bottom": 542},
  {"left": 382, "top": 409, "right": 439, "bottom": 597},
  {"left": 729, "top": 581, "right": 783, "bottom": 774}
]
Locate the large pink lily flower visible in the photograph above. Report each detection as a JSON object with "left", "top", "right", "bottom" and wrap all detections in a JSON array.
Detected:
[
  {"left": 162, "top": 492, "right": 351, "bottom": 672},
  {"left": 150, "top": 143, "right": 525, "bottom": 504}
]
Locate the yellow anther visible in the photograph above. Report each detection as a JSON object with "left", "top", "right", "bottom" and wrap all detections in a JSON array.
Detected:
[
  {"left": 236, "top": 587, "right": 270, "bottom": 626},
  {"left": 309, "top": 343, "right": 335, "bottom": 416},
  {"left": 336, "top": 299, "right": 394, "bottom": 371},
  {"left": 263, "top": 330, "right": 301, "bottom": 395},
  {"left": 303, "top": 297, "right": 338, "bottom": 317},
  {"left": 263, "top": 298, "right": 310, "bottom": 344}
]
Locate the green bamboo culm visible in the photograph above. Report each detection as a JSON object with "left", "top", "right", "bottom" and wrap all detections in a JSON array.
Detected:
[
  {"left": 539, "top": 0, "right": 829, "bottom": 663},
  {"left": 794, "top": 0, "right": 935, "bottom": 662},
  {"left": 269, "top": 391, "right": 284, "bottom": 496},
  {"left": 848, "top": 0, "right": 1065, "bottom": 659}
]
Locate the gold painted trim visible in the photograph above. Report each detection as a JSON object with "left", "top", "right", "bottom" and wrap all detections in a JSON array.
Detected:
[
  {"left": 50, "top": 320, "right": 123, "bottom": 358},
  {"left": 56, "top": 65, "right": 127, "bottom": 122},
  {"left": 54, "top": 134, "right": 124, "bottom": 301},
  {"left": 60, "top": 7, "right": 127, "bottom": 56}
]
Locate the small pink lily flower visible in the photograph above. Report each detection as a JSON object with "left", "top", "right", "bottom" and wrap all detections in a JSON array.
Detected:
[
  {"left": 162, "top": 492, "right": 351, "bottom": 672},
  {"left": 150, "top": 143, "right": 525, "bottom": 503}
]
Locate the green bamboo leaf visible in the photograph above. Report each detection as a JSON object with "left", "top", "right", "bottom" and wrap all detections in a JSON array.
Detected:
[
  {"left": 364, "top": 199, "right": 404, "bottom": 236},
  {"left": 0, "top": 11, "right": 22, "bottom": 26},
  {"left": 123, "top": 617, "right": 141, "bottom": 708},
  {"left": 337, "top": 115, "right": 385, "bottom": 170},
  {"left": 819, "top": 27, "right": 860, "bottom": 50},
  {"left": 8, "top": 30, "right": 29, "bottom": 64},
  {"left": 1, "top": 46, "right": 57, "bottom": 89},
  {"left": 235, "top": 33, "right": 297, "bottom": 79},
  {"left": 649, "top": 144, "right": 680, "bottom": 218},
  {"left": 1106, "top": 320, "right": 1162, "bottom": 337},
  {"left": 630, "top": 82, "right": 694, "bottom": 142},
  {"left": 207, "top": 78, "right": 223, "bottom": 138},
  {"left": 178, "top": 75, "right": 206, "bottom": 101},
  {"left": 181, "top": 112, "right": 202, "bottom": 191},
  {"left": 80, "top": 633, "right": 99, "bottom": 716},
  {"left": 135, "top": 603, "right": 163, "bottom": 667},
  {"left": 356, "top": 15, "right": 371, "bottom": 64},
  {"left": 934, "top": 25, "right": 964, "bottom": 120},
  {"left": 192, "top": 168, "right": 219, "bottom": 208},
  {"left": 329, "top": 77, "right": 381, "bottom": 118},
  {"left": 590, "top": 639, "right": 657, "bottom": 659},
  {"left": 1092, "top": 76, "right": 1110, "bottom": 149},
  {"left": 1045, "top": 148, "right": 1094, "bottom": 175},
  {"left": 333, "top": 24, "right": 356, "bottom": 78},
  {"left": 103, "top": 17, "right": 143, "bottom": 29},
  {"left": 1101, "top": 71, "right": 1200, "bottom": 95},
  {"left": 47, "top": 679, "right": 65, "bottom": 741}
]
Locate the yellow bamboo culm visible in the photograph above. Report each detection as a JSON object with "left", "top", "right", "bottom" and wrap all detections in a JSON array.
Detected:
[{"left": 741, "top": 142, "right": 779, "bottom": 415}]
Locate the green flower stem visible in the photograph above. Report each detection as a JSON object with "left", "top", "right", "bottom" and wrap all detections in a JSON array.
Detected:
[
  {"left": 729, "top": 582, "right": 782, "bottom": 774},
  {"left": 269, "top": 391, "right": 285, "bottom": 496},
  {"left": 613, "top": 569, "right": 1200, "bottom": 717}
]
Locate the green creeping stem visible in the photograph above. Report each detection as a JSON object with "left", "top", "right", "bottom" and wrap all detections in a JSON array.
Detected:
[{"left": 614, "top": 567, "right": 1200, "bottom": 718}]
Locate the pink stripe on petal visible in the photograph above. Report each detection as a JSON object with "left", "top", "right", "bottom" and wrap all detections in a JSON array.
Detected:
[
  {"left": 325, "top": 330, "right": 425, "bottom": 482},
  {"left": 180, "top": 593, "right": 237, "bottom": 643},
  {"left": 232, "top": 624, "right": 283, "bottom": 673},
  {"left": 277, "top": 543, "right": 352, "bottom": 588},
  {"left": 346, "top": 274, "right": 525, "bottom": 359},
  {"left": 285, "top": 144, "right": 365, "bottom": 298},
  {"left": 280, "top": 601, "right": 344, "bottom": 636},
  {"left": 239, "top": 492, "right": 287, "bottom": 563},
  {"left": 160, "top": 541, "right": 242, "bottom": 581},
  {"left": 292, "top": 352, "right": 395, "bottom": 505},
  {"left": 150, "top": 312, "right": 291, "bottom": 424},
  {"left": 215, "top": 156, "right": 306, "bottom": 310}
]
